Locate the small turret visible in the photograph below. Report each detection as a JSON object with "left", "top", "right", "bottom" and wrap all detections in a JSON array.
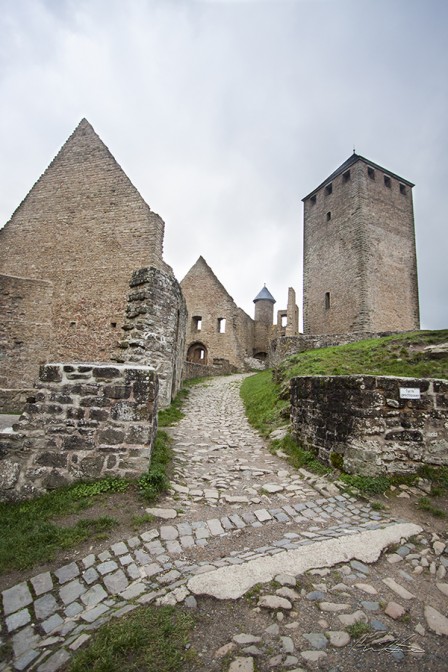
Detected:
[{"left": 253, "top": 284, "right": 275, "bottom": 359}]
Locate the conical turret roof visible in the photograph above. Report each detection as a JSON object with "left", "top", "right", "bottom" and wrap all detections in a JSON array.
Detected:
[{"left": 253, "top": 285, "right": 276, "bottom": 303}]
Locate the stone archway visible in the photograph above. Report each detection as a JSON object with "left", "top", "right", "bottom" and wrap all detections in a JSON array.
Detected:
[{"left": 187, "top": 342, "right": 208, "bottom": 365}]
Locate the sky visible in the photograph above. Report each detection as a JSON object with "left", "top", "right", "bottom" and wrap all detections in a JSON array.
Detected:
[{"left": 0, "top": 0, "right": 447, "bottom": 329}]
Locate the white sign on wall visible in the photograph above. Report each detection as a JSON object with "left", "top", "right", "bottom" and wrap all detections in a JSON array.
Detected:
[{"left": 399, "top": 387, "right": 421, "bottom": 400}]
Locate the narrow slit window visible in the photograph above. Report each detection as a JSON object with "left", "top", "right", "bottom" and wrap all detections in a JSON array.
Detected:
[
  {"left": 193, "top": 316, "right": 202, "bottom": 331},
  {"left": 384, "top": 175, "right": 391, "bottom": 188},
  {"left": 326, "top": 211, "right": 331, "bottom": 221},
  {"left": 368, "top": 166, "right": 375, "bottom": 180},
  {"left": 325, "top": 292, "right": 331, "bottom": 310},
  {"left": 325, "top": 183, "right": 333, "bottom": 195},
  {"left": 217, "top": 317, "right": 226, "bottom": 333}
]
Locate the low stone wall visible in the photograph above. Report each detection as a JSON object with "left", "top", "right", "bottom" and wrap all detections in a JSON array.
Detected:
[
  {"left": 183, "top": 359, "right": 238, "bottom": 381},
  {"left": 0, "top": 362, "right": 158, "bottom": 502},
  {"left": 269, "top": 330, "right": 406, "bottom": 368},
  {"left": 290, "top": 375, "right": 448, "bottom": 476}
]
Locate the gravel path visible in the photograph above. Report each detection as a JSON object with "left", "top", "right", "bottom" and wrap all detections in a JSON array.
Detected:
[{"left": 1, "top": 375, "right": 448, "bottom": 671}]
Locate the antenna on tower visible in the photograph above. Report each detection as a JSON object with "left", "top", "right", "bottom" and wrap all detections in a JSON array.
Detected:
[{"left": 353, "top": 145, "right": 356, "bottom": 154}]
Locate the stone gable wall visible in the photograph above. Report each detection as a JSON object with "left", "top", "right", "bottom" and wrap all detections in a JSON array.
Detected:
[
  {"left": 303, "top": 158, "right": 419, "bottom": 335},
  {"left": 290, "top": 375, "right": 448, "bottom": 476},
  {"left": 0, "top": 363, "right": 158, "bottom": 502},
  {"left": 181, "top": 258, "right": 254, "bottom": 369},
  {"left": 114, "top": 267, "right": 187, "bottom": 407},
  {"left": 0, "top": 120, "right": 169, "bottom": 388}
]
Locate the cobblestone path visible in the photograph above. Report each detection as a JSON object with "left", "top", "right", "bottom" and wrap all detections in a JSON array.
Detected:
[{"left": 1, "top": 375, "right": 447, "bottom": 671}]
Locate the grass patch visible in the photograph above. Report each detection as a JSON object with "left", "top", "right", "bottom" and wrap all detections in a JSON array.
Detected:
[
  {"left": 131, "top": 513, "right": 155, "bottom": 529},
  {"left": 274, "top": 435, "right": 330, "bottom": 476},
  {"left": 339, "top": 474, "right": 391, "bottom": 495},
  {"left": 417, "top": 497, "right": 446, "bottom": 518},
  {"left": 0, "top": 485, "right": 119, "bottom": 574},
  {"left": 138, "top": 430, "right": 173, "bottom": 502},
  {"left": 240, "top": 370, "right": 289, "bottom": 436},
  {"left": 68, "top": 605, "right": 195, "bottom": 672},
  {"left": 276, "top": 329, "right": 448, "bottom": 383}
]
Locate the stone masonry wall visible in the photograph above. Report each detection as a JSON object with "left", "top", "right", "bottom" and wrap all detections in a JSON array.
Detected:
[
  {"left": 290, "top": 375, "right": 448, "bottom": 476},
  {"left": 0, "top": 363, "right": 158, "bottom": 502},
  {"left": 0, "top": 275, "right": 53, "bottom": 411},
  {"left": 113, "top": 267, "right": 187, "bottom": 408},
  {"left": 0, "top": 119, "right": 170, "bottom": 388}
]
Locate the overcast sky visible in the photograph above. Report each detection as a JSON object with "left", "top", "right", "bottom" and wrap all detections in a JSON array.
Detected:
[{"left": 0, "top": 0, "right": 447, "bottom": 329}]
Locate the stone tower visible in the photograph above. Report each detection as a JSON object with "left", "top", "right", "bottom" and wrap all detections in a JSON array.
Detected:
[
  {"left": 302, "top": 153, "right": 420, "bottom": 335},
  {"left": 253, "top": 285, "right": 276, "bottom": 359}
]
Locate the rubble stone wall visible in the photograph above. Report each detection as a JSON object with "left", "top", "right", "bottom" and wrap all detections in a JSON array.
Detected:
[
  {"left": 290, "top": 375, "right": 448, "bottom": 476},
  {"left": 114, "top": 267, "right": 187, "bottom": 408},
  {"left": 0, "top": 363, "right": 158, "bottom": 502}
]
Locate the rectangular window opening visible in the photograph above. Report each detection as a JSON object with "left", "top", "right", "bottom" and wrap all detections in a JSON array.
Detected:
[
  {"left": 368, "top": 167, "right": 375, "bottom": 180},
  {"left": 384, "top": 175, "right": 391, "bottom": 188},
  {"left": 217, "top": 317, "right": 226, "bottom": 333},
  {"left": 193, "top": 316, "right": 202, "bottom": 331},
  {"left": 310, "top": 194, "right": 317, "bottom": 205},
  {"left": 342, "top": 170, "right": 351, "bottom": 182},
  {"left": 325, "top": 183, "right": 333, "bottom": 196},
  {"left": 399, "top": 184, "right": 407, "bottom": 195},
  {"left": 326, "top": 211, "right": 331, "bottom": 221},
  {"left": 281, "top": 315, "right": 287, "bottom": 327},
  {"left": 325, "top": 292, "right": 331, "bottom": 310}
]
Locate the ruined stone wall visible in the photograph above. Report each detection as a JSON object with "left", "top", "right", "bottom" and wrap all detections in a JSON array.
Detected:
[
  {"left": 181, "top": 257, "right": 254, "bottom": 369},
  {"left": 0, "top": 275, "right": 53, "bottom": 409},
  {"left": 0, "top": 363, "right": 158, "bottom": 502},
  {"left": 303, "top": 157, "right": 419, "bottom": 335},
  {"left": 290, "top": 375, "right": 448, "bottom": 476},
  {"left": 113, "top": 267, "right": 187, "bottom": 407},
  {"left": 183, "top": 360, "right": 238, "bottom": 381},
  {"left": 0, "top": 119, "right": 169, "bottom": 386}
]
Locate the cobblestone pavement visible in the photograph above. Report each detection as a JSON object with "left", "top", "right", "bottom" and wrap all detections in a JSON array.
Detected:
[{"left": 1, "top": 375, "right": 447, "bottom": 671}]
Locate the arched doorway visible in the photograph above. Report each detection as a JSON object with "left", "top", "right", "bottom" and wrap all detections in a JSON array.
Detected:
[{"left": 187, "top": 342, "right": 208, "bottom": 365}]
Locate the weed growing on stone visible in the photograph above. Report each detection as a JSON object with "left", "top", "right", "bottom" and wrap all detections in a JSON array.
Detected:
[
  {"left": 131, "top": 513, "right": 155, "bottom": 529},
  {"left": 346, "top": 621, "right": 371, "bottom": 639},
  {"left": 68, "top": 605, "right": 195, "bottom": 672},
  {"left": 339, "top": 474, "right": 391, "bottom": 496},
  {"left": 138, "top": 431, "right": 172, "bottom": 502}
]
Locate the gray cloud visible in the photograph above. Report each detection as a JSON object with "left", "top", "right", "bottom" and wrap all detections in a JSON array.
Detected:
[{"left": 0, "top": 0, "right": 446, "bottom": 327}]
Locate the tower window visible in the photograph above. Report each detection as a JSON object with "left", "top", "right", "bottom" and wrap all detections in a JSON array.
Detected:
[
  {"left": 325, "top": 292, "right": 331, "bottom": 310},
  {"left": 384, "top": 175, "right": 391, "bottom": 188},
  {"left": 367, "top": 167, "right": 375, "bottom": 180},
  {"left": 342, "top": 170, "right": 351, "bottom": 182},
  {"left": 192, "top": 316, "right": 202, "bottom": 331},
  {"left": 326, "top": 211, "right": 331, "bottom": 221},
  {"left": 325, "top": 183, "right": 333, "bottom": 196},
  {"left": 217, "top": 317, "right": 226, "bottom": 333},
  {"left": 399, "top": 184, "right": 407, "bottom": 195},
  {"left": 310, "top": 194, "right": 317, "bottom": 205}
]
